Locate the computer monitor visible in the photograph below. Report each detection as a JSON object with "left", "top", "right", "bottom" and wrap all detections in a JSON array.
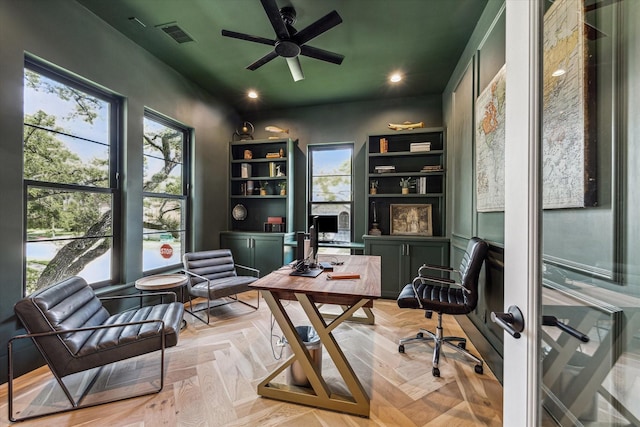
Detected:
[
  {"left": 290, "top": 230, "right": 322, "bottom": 277},
  {"left": 309, "top": 215, "right": 338, "bottom": 242}
]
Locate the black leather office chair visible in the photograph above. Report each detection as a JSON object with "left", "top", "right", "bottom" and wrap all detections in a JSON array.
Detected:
[{"left": 397, "top": 237, "right": 489, "bottom": 377}]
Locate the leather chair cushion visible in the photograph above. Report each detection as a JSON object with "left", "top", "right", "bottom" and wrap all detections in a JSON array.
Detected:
[
  {"left": 397, "top": 282, "right": 474, "bottom": 315},
  {"left": 189, "top": 275, "right": 258, "bottom": 300}
]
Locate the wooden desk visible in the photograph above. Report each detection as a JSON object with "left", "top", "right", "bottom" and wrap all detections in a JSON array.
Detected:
[{"left": 250, "top": 255, "right": 381, "bottom": 417}]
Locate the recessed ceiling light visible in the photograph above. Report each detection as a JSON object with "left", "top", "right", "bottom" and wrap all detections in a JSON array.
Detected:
[
  {"left": 551, "top": 68, "right": 566, "bottom": 77},
  {"left": 248, "top": 90, "right": 258, "bottom": 99},
  {"left": 389, "top": 72, "right": 402, "bottom": 83}
]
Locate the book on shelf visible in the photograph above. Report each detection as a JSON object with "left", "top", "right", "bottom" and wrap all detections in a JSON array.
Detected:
[
  {"left": 410, "top": 142, "right": 431, "bottom": 152},
  {"left": 421, "top": 165, "right": 443, "bottom": 172},
  {"left": 375, "top": 165, "right": 396, "bottom": 173},
  {"left": 379, "top": 138, "right": 388, "bottom": 153}
]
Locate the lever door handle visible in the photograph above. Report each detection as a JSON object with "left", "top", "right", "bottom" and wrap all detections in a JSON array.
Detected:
[
  {"left": 491, "top": 305, "right": 525, "bottom": 339},
  {"left": 542, "top": 315, "right": 589, "bottom": 343}
]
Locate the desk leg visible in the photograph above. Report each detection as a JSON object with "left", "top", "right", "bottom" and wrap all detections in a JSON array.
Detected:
[
  {"left": 257, "top": 291, "right": 370, "bottom": 417},
  {"left": 318, "top": 304, "right": 375, "bottom": 325}
]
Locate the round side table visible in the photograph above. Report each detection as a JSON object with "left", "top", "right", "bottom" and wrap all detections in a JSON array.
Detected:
[{"left": 135, "top": 273, "right": 188, "bottom": 328}]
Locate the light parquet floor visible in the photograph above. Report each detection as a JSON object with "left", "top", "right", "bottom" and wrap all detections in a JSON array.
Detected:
[{"left": 0, "top": 295, "right": 503, "bottom": 426}]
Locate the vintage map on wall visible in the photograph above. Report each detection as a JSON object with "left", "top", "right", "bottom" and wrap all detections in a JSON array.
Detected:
[
  {"left": 475, "top": 64, "right": 506, "bottom": 212},
  {"left": 475, "top": 0, "right": 591, "bottom": 212},
  {"left": 542, "top": 0, "right": 589, "bottom": 209}
]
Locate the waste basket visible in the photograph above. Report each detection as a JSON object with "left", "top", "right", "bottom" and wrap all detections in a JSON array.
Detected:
[{"left": 287, "top": 325, "right": 322, "bottom": 387}]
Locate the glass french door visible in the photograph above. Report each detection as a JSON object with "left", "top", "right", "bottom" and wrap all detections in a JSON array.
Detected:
[
  {"left": 503, "top": 0, "right": 640, "bottom": 425},
  {"left": 539, "top": 0, "right": 640, "bottom": 425}
]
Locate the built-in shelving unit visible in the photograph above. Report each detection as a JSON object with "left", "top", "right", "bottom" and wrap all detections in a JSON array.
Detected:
[
  {"left": 363, "top": 128, "right": 449, "bottom": 298},
  {"left": 228, "top": 138, "right": 295, "bottom": 233}
]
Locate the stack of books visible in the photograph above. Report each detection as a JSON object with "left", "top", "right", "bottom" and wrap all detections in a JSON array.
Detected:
[
  {"left": 416, "top": 176, "right": 428, "bottom": 194},
  {"left": 374, "top": 165, "right": 395, "bottom": 173},
  {"left": 410, "top": 142, "right": 431, "bottom": 152},
  {"left": 421, "top": 165, "right": 443, "bottom": 172},
  {"left": 379, "top": 138, "right": 389, "bottom": 153}
]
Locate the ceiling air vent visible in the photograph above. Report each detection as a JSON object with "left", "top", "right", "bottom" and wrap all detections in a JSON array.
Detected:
[{"left": 157, "top": 22, "right": 195, "bottom": 44}]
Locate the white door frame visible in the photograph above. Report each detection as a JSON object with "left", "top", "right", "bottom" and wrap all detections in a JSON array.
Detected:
[{"left": 503, "top": 0, "right": 542, "bottom": 425}]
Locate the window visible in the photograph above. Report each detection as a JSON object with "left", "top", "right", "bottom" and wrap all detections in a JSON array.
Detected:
[
  {"left": 308, "top": 143, "right": 353, "bottom": 244},
  {"left": 142, "top": 112, "right": 190, "bottom": 273},
  {"left": 23, "top": 59, "right": 121, "bottom": 294}
]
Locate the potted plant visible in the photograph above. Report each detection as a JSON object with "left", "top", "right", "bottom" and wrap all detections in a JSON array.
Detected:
[
  {"left": 278, "top": 181, "right": 286, "bottom": 196},
  {"left": 369, "top": 180, "right": 378, "bottom": 195},
  {"left": 400, "top": 177, "right": 414, "bottom": 194},
  {"left": 259, "top": 181, "right": 270, "bottom": 196}
]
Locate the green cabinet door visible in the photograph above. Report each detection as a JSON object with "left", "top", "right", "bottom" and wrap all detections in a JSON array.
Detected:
[
  {"left": 220, "top": 232, "right": 284, "bottom": 277},
  {"left": 365, "top": 236, "right": 450, "bottom": 299},
  {"left": 251, "top": 234, "right": 284, "bottom": 276},
  {"left": 404, "top": 240, "right": 450, "bottom": 285},
  {"left": 364, "top": 239, "right": 404, "bottom": 299}
]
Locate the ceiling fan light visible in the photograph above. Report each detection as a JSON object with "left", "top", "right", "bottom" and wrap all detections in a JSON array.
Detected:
[{"left": 286, "top": 57, "right": 305, "bottom": 82}]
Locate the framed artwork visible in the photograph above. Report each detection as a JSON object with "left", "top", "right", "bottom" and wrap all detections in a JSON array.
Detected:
[{"left": 390, "top": 204, "right": 432, "bottom": 236}]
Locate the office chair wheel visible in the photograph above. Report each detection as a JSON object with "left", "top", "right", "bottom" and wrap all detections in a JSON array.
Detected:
[
  {"left": 474, "top": 365, "right": 483, "bottom": 374},
  {"left": 416, "top": 332, "right": 424, "bottom": 339},
  {"left": 398, "top": 345, "right": 405, "bottom": 353},
  {"left": 457, "top": 342, "right": 466, "bottom": 350},
  {"left": 432, "top": 367, "right": 440, "bottom": 377}
]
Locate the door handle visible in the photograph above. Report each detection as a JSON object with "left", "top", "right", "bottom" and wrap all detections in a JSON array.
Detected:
[
  {"left": 542, "top": 315, "right": 589, "bottom": 343},
  {"left": 491, "top": 305, "right": 525, "bottom": 339}
]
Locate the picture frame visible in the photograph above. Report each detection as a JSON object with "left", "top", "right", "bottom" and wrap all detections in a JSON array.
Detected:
[{"left": 390, "top": 204, "right": 432, "bottom": 236}]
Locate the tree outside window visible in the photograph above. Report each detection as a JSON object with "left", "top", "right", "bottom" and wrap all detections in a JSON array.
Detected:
[
  {"left": 308, "top": 144, "right": 353, "bottom": 244},
  {"left": 23, "top": 63, "right": 119, "bottom": 294},
  {"left": 142, "top": 114, "right": 189, "bottom": 272}
]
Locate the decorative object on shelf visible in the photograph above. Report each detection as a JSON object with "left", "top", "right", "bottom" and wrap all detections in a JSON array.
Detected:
[
  {"left": 243, "top": 149, "right": 253, "bottom": 159},
  {"left": 279, "top": 148, "right": 285, "bottom": 157},
  {"left": 265, "top": 125, "right": 290, "bottom": 140},
  {"left": 369, "top": 201, "right": 382, "bottom": 235},
  {"left": 400, "top": 177, "right": 414, "bottom": 194},
  {"left": 388, "top": 121, "right": 425, "bottom": 131},
  {"left": 233, "top": 121, "right": 254, "bottom": 141},
  {"left": 390, "top": 204, "right": 432, "bottom": 236},
  {"left": 259, "top": 181, "right": 270, "bottom": 196},
  {"left": 279, "top": 182, "right": 286, "bottom": 196},
  {"left": 370, "top": 180, "right": 378, "bottom": 195},
  {"left": 276, "top": 165, "right": 285, "bottom": 177},
  {"left": 246, "top": 180, "right": 255, "bottom": 194},
  {"left": 241, "top": 163, "right": 252, "bottom": 178},
  {"left": 232, "top": 204, "right": 247, "bottom": 221}
]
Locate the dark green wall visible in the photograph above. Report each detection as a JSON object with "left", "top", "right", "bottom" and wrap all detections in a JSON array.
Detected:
[{"left": 0, "top": 0, "right": 237, "bottom": 382}]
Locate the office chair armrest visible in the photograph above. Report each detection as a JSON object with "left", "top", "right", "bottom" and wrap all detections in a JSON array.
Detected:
[
  {"left": 235, "top": 263, "right": 260, "bottom": 278},
  {"left": 417, "top": 275, "right": 471, "bottom": 294}
]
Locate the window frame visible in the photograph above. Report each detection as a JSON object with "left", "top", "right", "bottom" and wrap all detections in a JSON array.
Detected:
[
  {"left": 307, "top": 142, "right": 354, "bottom": 242},
  {"left": 23, "top": 56, "right": 122, "bottom": 291},
  {"left": 141, "top": 109, "right": 191, "bottom": 275}
]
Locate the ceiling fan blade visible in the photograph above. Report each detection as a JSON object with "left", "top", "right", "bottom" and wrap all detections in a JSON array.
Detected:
[
  {"left": 294, "top": 10, "right": 342, "bottom": 45},
  {"left": 260, "top": 0, "right": 290, "bottom": 40},
  {"left": 286, "top": 57, "right": 304, "bottom": 82},
  {"left": 247, "top": 51, "right": 279, "bottom": 70},
  {"left": 221, "top": 29, "right": 275, "bottom": 47},
  {"left": 300, "top": 45, "right": 344, "bottom": 65}
]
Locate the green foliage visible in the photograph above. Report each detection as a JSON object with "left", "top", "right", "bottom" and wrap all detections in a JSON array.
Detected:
[{"left": 24, "top": 70, "right": 181, "bottom": 292}]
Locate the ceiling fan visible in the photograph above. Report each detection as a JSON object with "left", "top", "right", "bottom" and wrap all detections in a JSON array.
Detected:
[{"left": 221, "top": 0, "right": 344, "bottom": 82}]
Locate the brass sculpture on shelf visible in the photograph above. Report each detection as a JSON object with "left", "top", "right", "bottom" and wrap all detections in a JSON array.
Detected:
[
  {"left": 388, "top": 121, "right": 424, "bottom": 131},
  {"left": 233, "top": 121, "right": 255, "bottom": 140}
]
